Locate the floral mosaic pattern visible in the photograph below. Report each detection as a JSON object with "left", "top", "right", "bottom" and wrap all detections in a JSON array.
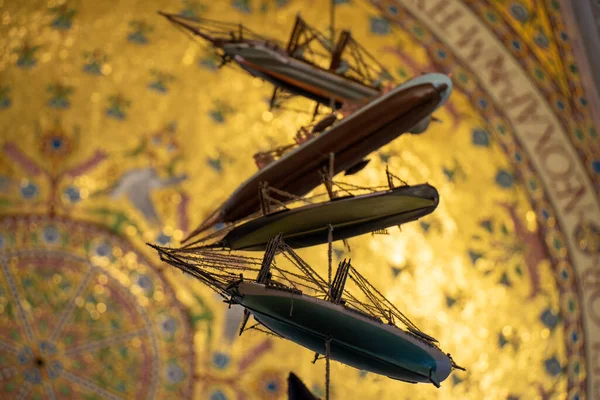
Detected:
[{"left": 0, "top": 0, "right": 598, "bottom": 399}]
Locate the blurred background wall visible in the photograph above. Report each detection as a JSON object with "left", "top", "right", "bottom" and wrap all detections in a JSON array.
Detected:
[{"left": 0, "top": 0, "right": 599, "bottom": 399}]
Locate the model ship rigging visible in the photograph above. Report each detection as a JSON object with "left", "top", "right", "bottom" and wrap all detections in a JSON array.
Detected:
[
  {"left": 151, "top": 234, "right": 464, "bottom": 388},
  {"left": 159, "top": 11, "right": 391, "bottom": 111}
]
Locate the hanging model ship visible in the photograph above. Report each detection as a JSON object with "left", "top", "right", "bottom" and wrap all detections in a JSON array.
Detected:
[
  {"left": 183, "top": 169, "right": 439, "bottom": 251},
  {"left": 151, "top": 234, "right": 464, "bottom": 388},
  {"left": 159, "top": 11, "right": 392, "bottom": 110}
]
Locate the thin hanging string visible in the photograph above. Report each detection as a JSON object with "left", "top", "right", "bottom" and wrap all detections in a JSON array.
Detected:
[
  {"left": 325, "top": 337, "right": 331, "bottom": 400},
  {"left": 330, "top": 0, "right": 335, "bottom": 49},
  {"left": 327, "top": 224, "right": 333, "bottom": 291}
]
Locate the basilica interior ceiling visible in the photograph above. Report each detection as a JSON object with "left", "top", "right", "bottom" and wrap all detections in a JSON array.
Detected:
[{"left": 0, "top": 0, "right": 599, "bottom": 399}]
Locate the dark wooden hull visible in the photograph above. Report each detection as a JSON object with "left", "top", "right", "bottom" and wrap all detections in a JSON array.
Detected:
[{"left": 220, "top": 184, "right": 438, "bottom": 251}]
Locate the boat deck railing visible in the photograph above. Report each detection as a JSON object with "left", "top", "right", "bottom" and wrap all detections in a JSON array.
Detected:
[
  {"left": 342, "top": 304, "right": 383, "bottom": 323},
  {"left": 265, "top": 280, "right": 303, "bottom": 295},
  {"left": 405, "top": 330, "right": 439, "bottom": 348}
]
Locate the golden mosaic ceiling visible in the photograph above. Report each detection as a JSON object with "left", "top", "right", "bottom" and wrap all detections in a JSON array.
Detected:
[{"left": 0, "top": 0, "right": 599, "bottom": 399}]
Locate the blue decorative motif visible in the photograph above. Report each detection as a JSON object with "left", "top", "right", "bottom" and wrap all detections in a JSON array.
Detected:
[
  {"left": 486, "top": 11, "right": 497, "bottom": 22},
  {"left": 17, "top": 347, "right": 33, "bottom": 364},
  {"left": 15, "top": 43, "right": 40, "bottom": 68},
  {"left": 199, "top": 55, "right": 220, "bottom": 71},
  {"left": 495, "top": 170, "right": 515, "bottom": 188},
  {"left": 64, "top": 186, "right": 81, "bottom": 203},
  {"left": 333, "top": 248, "right": 344, "bottom": 260},
  {"left": 265, "top": 380, "right": 279, "bottom": 392},
  {"left": 480, "top": 219, "right": 493, "bottom": 233},
  {"left": 592, "top": 160, "right": 600, "bottom": 173},
  {"left": 0, "top": 233, "right": 4, "bottom": 249},
  {"left": 39, "top": 341, "right": 57, "bottom": 355},
  {"left": 451, "top": 375, "right": 463, "bottom": 386},
  {"left": 499, "top": 272, "right": 511, "bottom": 287},
  {"left": 209, "top": 101, "right": 234, "bottom": 123},
  {"left": 571, "top": 331, "right": 579, "bottom": 343},
  {"left": 179, "top": 0, "right": 206, "bottom": 20},
  {"left": 47, "top": 360, "right": 63, "bottom": 380},
  {"left": 95, "top": 242, "right": 111, "bottom": 257},
  {"left": 23, "top": 368, "right": 42, "bottom": 384},
  {"left": 0, "top": 85, "right": 11, "bottom": 109},
  {"left": 569, "top": 64, "right": 578, "bottom": 74},
  {"left": 311, "top": 384, "right": 324, "bottom": 398},
  {"left": 166, "top": 363, "right": 184, "bottom": 383},
  {"left": 212, "top": 352, "right": 230, "bottom": 369},
  {"left": 42, "top": 226, "right": 60, "bottom": 244},
  {"left": 148, "top": 70, "right": 175, "bottom": 94},
  {"left": 514, "top": 152, "right": 523, "bottom": 163},
  {"left": 232, "top": 0, "right": 252, "bottom": 13},
  {"left": 106, "top": 95, "right": 131, "bottom": 120},
  {"left": 544, "top": 356, "right": 562, "bottom": 376},
  {"left": 83, "top": 50, "right": 109, "bottom": 75},
  {"left": 128, "top": 20, "right": 153, "bottom": 44},
  {"left": 370, "top": 17, "right": 391, "bottom": 35},
  {"left": 209, "top": 111, "right": 224, "bottom": 123},
  {"left": 509, "top": 3, "right": 528, "bottom": 22},
  {"left": 210, "top": 390, "right": 227, "bottom": 400},
  {"left": 472, "top": 128, "right": 490, "bottom": 147},
  {"left": 156, "top": 233, "right": 172, "bottom": 246},
  {"left": 442, "top": 162, "right": 466, "bottom": 182},
  {"left": 49, "top": 5, "right": 76, "bottom": 30},
  {"left": 47, "top": 83, "right": 74, "bottom": 109},
  {"left": 52, "top": 138, "right": 61, "bottom": 150},
  {"left": 20, "top": 181, "right": 38, "bottom": 199},
  {"left": 468, "top": 250, "right": 483, "bottom": 265},
  {"left": 207, "top": 156, "right": 223, "bottom": 172},
  {"left": 136, "top": 274, "right": 154, "bottom": 291},
  {"left": 161, "top": 316, "right": 178, "bottom": 334},
  {"left": 534, "top": 32, "right": 550, "bottom": 48},
  {"left": 498, "top": 331, "right": 508, "bottom": 348}
]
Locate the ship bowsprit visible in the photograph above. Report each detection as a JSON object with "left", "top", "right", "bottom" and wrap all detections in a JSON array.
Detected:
[{"left": 230, "top": 282, "right": 453, "bottom": 387}]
